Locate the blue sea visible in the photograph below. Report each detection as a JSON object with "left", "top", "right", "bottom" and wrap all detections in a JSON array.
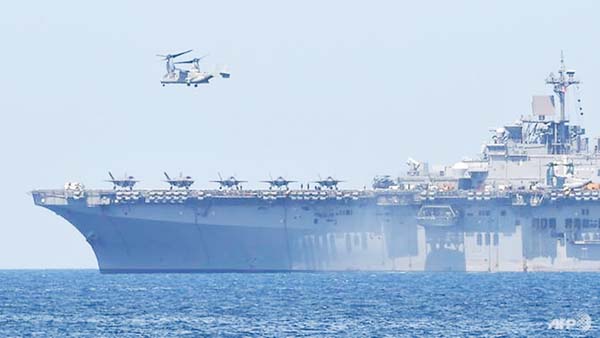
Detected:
[{"left": 0, "top": 271, "right": 598, "bottom": 337}]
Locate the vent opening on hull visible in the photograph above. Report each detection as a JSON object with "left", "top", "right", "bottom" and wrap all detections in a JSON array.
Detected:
[{"left": 416, "top": 205, "right": 459, "bottom": 227}]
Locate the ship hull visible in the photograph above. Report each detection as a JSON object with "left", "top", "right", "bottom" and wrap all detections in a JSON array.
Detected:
[
  {"left": 35, "top": 190, "right": 600, "bottom": 273},
  {"left": 47, "top": 199, "right": 398, "bottom": 273}
]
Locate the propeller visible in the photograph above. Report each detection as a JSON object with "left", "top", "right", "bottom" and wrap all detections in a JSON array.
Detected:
[
  {"left": 156, "top": 49, "right": 193, "bottom": 60},
  {"left": 174, "top": 54, "right": 209, "bottom": 65}
]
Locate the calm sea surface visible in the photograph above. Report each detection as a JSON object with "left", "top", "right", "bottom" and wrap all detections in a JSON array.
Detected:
[{"left": 0, "top": 271, "right": 598, "bottom": 337}]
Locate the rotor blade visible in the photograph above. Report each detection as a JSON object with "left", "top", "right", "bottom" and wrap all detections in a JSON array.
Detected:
[
  {"left": 171, "top": 49, "right": 193, "bottom": 59},
  {"left": 175, "top": 54, "right": 208, "bottom": 64},
  {"left": 174, "top": 60, "right": 194, "bottom": 64}
]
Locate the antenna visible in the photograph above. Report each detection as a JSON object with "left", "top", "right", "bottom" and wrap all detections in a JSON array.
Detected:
[{"left": 545, "top": 50, "right": 580, "bottom": 122}]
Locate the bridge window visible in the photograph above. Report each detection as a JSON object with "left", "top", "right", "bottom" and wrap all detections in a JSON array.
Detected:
[
  {"left": 582, "top": 209, "right": 590, "bottom": 216},
  {"left": 500, "top": 210, "right": 507, "bottom": 216},
  {"left": 574, "top": 218, "right": 581, "bottom": 228},
  {"left": 493, "top": 233, "right": 499, "bottom": 246},
  {"left": 515, "top": 219, "right": 521, "bottom": 226},
  {"left": 354, "top": 234, "right": 360, "bottom": 247},
  {"left": 549, "top": 218, "right": 556, "bottom": 229},
  {"left": 532, "top": 218, "right": 540, "bottom": 227},
  {"left": 485, "top": 233, "right": 491, "bottom": 246},
  {"left": 476, "top": 233, "right": 483, "bottom": 246},
  {"left": 540, "top": 218, "right": 548, "bottom": 228}
]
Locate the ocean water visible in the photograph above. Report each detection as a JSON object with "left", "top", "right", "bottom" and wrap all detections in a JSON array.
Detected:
[{"left": 0, "top": 271, "right": 598, "bottom": 337}]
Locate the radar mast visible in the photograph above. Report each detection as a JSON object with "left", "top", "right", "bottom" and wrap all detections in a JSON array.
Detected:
[{"left": 545, "top": 51, "right": 580, "bottom": 122}]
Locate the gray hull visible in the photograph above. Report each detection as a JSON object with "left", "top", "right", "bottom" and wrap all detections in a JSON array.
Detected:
[{"left": 35, "top": 190, "right": 600, "bottom": 273}]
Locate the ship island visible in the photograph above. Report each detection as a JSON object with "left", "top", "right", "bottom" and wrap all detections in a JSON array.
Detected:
[{"left": 32, "top": 56, "right": 600, "bottom": 272}]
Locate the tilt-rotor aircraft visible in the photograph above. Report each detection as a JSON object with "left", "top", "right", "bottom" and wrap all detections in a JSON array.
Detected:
[{"left": 157, "top": 49, "right": 230, "bottom": 87}]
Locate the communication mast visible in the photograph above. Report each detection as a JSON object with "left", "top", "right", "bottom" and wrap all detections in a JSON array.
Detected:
[{"left": 545, "top": 51, "right": 580, "bottom": 122}]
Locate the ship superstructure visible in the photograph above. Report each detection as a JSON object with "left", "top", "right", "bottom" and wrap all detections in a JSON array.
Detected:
[{"left": 32, "top": 56, "right": 600, "bottom": 272}]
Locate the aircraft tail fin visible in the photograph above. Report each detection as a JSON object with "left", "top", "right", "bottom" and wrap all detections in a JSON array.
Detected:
[{"left": 217, "top": 65, "right": 230, "bottom": 78}]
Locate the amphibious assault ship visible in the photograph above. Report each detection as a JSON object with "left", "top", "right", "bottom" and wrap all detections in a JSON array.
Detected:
[{"left": 33, "top": 56, "right": 600, "bottom": 272}]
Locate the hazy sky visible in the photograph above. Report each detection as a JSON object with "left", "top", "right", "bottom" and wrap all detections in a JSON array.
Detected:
[{"left": 2, "top": 1, "right": 600, "bottom": 268}]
